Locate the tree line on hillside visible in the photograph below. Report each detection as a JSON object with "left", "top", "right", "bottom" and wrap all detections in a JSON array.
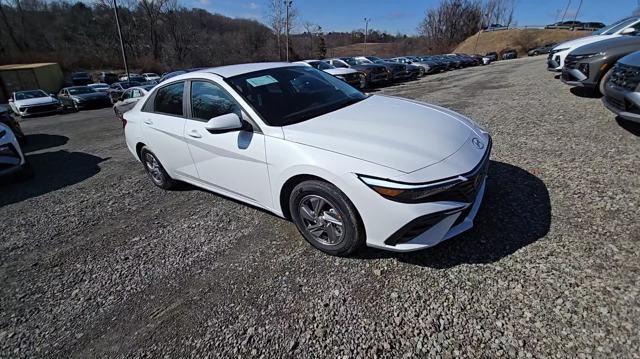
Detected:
[{"left": 0, "top": 0, "right": 516, "bottom": 72}]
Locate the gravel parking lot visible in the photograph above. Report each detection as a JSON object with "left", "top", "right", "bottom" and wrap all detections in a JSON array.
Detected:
[{"left": 1, "top": 56, "right": 639, "bottom": 358}]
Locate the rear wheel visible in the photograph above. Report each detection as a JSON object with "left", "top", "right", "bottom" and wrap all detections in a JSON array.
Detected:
[
  {"left": 289, "top": 180, "right": 365, "bottom": 256},
  {"left": 140, "top": 146, "right": 175, "bottom": 189}
]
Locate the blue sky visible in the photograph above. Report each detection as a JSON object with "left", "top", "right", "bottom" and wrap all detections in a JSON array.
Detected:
[{"left": 189, "top": 0, "right": 639, "bottom": 35}]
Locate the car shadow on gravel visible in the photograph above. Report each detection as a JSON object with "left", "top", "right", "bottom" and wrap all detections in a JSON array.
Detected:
[
  {"left": 569, "top": 87, "right": 601, "bottom": 99},
  {"left": 22, "top": 134, "right": 69, "bottom": 153},
  {"left": 356, "top": 161, "right": 551, "bottom": 269},
  {"left": 616, "top": 117, "right": 640, "bottom": 136},
  {"left": 0, "top": 150, "right": 107, "bottom": 207}
]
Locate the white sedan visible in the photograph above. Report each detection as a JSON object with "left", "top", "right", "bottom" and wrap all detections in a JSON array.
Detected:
[
  {"left": 123, "top": 63, "right": 491, "bottom": 256},
  {"left": 0, "top": 123, "right": 28, "bottom": 178}
]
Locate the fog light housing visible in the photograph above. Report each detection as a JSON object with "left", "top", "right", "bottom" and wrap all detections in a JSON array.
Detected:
[{"left": 578, "top": 63, "right": 589, "bottom": 77}]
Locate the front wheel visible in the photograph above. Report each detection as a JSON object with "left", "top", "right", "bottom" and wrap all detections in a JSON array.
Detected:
[
  {"left": 598, "top": 67, "right": 613, "bottom": 96},
  {"left": 140, "top": 146, "right": 176, "bottom": 189},
  {"left": 289, "top": 180, "right": 365, "bottom": 256}
]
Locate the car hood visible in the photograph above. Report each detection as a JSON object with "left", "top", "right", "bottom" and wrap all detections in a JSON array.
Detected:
[
  {"left": 618, "top": 50, "right": 640, "bottom": 66},
  {"left": 14, "top": 97, "right": 57, "bottom": 106},
  {"left": 570, "top": 35, "right": 640, "bottom": 55},
  {"left": 282, "top": 95, "right": 481, "bottom": 173},
  {"left": 324, "top": 68, "right": 359, "bottom": 76},
  {"left": 554, "top": 35, "right": 620, "bottom": 51}
]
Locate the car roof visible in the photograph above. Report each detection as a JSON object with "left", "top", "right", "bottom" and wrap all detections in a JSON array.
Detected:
[{"left": 198, "top": 62, "right": 299, "bottom": 78}]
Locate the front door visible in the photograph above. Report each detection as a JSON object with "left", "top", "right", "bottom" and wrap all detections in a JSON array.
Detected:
[{"left": 183, "top": 80, "right": 272, "bottom": 209}]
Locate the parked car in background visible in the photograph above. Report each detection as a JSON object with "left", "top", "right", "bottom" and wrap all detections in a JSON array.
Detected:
[
  {"left": 57, "top": 86, "right": 112, "bottom": 111},
  {"left": 325, "top": 58, "right": 390, "bottom": 87},
  {"left": 71, "top": 71, "right": 92, "bottom": 86},
  {"left": 548, "top": 16, "right": 640, "bottom": 72},
  {"left": 390, "top": 57, "right": 430, "bottom": 75},
  {"left": 355, "top": 57, "right": 415, "bottom": 80},
  {"left": 528, "top": 43, "right": 556, "bottom": 56},
  {"left": 502, "top": 49, "right": 518, "bottom": 60},
  {"left": 545, "top": 21, "right": 584, "bottom": 30},
  {"left": 0, "top": 123, "right": 29, "bottom": 179},
  {"left": 485, "top": 52, "right": 498, "bottom": 62},
  {"left": 8, "top": 90, "right": 63, "bottom": 117},
  {"left": 300, "top": 60, "right": 365, "bottom": 88},
  {"left": 562, "top": 34, "right": 640, "bottom": 95},
  {"left": 88, "top": 83, "right": 110, "bottom": 93},
  {"left": 602, "top": 50, "right": 640, "bottom": 123},
  {"left": 582, "top": 22, "right": 606, "bottom": 31},
  {"left": 141, "top": 80, "right": 159, "bottom": 86},
  {"left": 107, "top": 81, "right": 141, "bottom": 103},
  {"left": 143, "top": 73, "right": 160, "bottom": 81},
  {"left": 113, "top": 85, "right": 154, "bottom": 120},
  {"left": 123, "top": 63, "right": 491, "bottom": 256},
  {"left": 482, "top": 23, "right": 507, "bottom": 31},
  {"left": 414, "top": 56, "right": 449, "bottom": 72},
  {"left": 0, "top": 105, "right": 26, "bottom": 145},
  {"left": 97, "top": 72, "right": 119, "bottom": 84}
]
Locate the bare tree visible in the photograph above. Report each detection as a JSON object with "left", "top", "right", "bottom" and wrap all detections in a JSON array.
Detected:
[
  {"left": 302, "top": 21, "right": 320, "bottom": 55},
  {"left": 418, "top": 0, "right": 483, "bottom": 53},
  {"left": 484, "top": 0, "right": 517, "bottom": 27}
]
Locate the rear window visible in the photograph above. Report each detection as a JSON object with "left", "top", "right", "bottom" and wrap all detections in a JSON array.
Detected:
[{"left": 153, "top": 82, "right": 184, "bottom": 116}]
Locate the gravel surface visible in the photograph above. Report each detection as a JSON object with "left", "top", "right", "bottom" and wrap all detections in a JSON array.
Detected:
[{"left": 1, "top": 56, "right": 639, "bottom": 358}]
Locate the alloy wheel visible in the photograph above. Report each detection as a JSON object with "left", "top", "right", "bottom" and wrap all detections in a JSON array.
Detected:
[
  {"left": 144, "top": 152, "right": 164, "bottom": 185},
  {"left": 298, "top": 194, "right": 345, "bottom": 246}
]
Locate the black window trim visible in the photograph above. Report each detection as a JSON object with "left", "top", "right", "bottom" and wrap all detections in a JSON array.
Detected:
[{"left": 184, "top": 78, "right": 262, "bottom": 133}]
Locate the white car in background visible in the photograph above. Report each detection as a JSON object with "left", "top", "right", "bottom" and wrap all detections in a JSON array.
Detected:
[
  {"left": 297, "top": 60, "right": 365, "bottom": 88},
  {"left": 143, "top": 73, "right": 161, "bottom": 81},
  {"left": 548, "top": 16, "right": 640, "bottom": 72},
  {"left": 8, "top": 90, "right": 63, "bottom": 117},
  {"left": 123, "top": 63, "right": 491, "bottom": 256},
  {"left": 0, "top": 123, "right": 29, "bottom": 178},
  {"left": 113, "top": 85, "right": 154, "bottom": 120}
]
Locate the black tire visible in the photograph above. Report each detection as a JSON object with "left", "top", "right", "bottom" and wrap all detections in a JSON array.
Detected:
[
  {"left": 289, "top": 180, "right": 365, "bottom": 256},
  {"left": 140, "top": 146, "right": 176, "bottom": 189},
  {"left": 598, "top": 67, "right": 613, "bottom": 97}
]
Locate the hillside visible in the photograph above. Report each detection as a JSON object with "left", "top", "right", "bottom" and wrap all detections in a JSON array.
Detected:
[
  {"left": 326, "top": 43, "right": 402, "bottom": 58},
  {"left": 455, "top": 29, "right": 589, "bottom": 56}
]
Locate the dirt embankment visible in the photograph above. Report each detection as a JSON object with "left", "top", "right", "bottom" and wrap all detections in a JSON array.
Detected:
[{"left": 455, "top": 29, "right": 589, "bottom": 56}]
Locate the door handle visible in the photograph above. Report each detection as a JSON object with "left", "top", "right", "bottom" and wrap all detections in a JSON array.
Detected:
[
  {"left": 188, "top": 130, "right": 202, "bottom": 138},
  {"left": 144, "top": 119, "right": 153, "bottom": 125}
]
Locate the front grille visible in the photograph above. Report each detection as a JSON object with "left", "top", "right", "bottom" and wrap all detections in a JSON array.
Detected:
[
  {"left": 24, "top": 103, "right": 59, "bottom": 113},
  {"left": 609, "top": 63, "right": 640, "bottom": 91},
  {"left": 343, "top": 73, "right": 360, "bottom": 82}
]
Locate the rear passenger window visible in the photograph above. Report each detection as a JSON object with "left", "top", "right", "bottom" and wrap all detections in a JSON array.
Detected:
[{"left": 154, "top": 82, "right": 184, "bottom": 116}]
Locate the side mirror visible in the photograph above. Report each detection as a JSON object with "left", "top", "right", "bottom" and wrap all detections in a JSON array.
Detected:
[
  {"left": 621, "top": 27, "right": 637, "bottom": 35},
  {"left": 204, "top": 113, "right": 243, "bottom": 134}
]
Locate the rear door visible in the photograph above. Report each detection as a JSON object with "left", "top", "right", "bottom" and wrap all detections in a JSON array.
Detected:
[
  {"left": 140, "top": 81, "right": 198, "bottom": 179},
  {"left": 183, "top": 79, "right": 271, "bottom": 208}
]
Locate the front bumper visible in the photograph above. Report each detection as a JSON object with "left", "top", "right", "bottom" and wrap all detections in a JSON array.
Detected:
[
  {"left": 76, "top": 98, "right": 113, "bottom": 109},
  {"left": 16, "top": 103, "right": 63, "bottom": 116},
  {"left": 355, "top": 136, "right": 492, "bottom": 253},
  {"left": 0, "top": 135, "right": 26, "bottom": 177},
  {"left": 602, "top": 85, "right": 640, "bottom": 124},
  {"left": 561, "top": 68, "right": 596, "bottom": 88}
]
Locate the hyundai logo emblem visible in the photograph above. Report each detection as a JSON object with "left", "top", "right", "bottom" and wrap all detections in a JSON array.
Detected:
[{"left": 472, "top": 138, "right": 484, "bottom": 149}]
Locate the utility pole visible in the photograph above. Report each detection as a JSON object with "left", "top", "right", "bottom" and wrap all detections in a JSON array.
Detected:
[
  {"left": 112, "top": 0, "right": 129, "bottom": 80},
  {"left": 573, "top": 0, "right": 583, "bottom": 23},
  {"left": 284, "top": 0, "right": 292, "bottom": 62},
  {"left": 560, "top": 0, "right": 571, "bottom": 23},
  {"left": 363, "top": 18, "right": 371, "bottom": 55}
]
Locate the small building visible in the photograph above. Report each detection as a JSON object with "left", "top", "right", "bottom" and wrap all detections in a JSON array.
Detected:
[{"left": 0, "top": 63, "right": 64, "bottom": 103}]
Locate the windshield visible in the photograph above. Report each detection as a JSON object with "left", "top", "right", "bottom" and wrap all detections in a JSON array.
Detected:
[
  {"left": 89, "top": 84, "right": 108, "bottom": 89},
  {"left": 597, "top": 17, "right": 638, "bottom": 35},
  {"left": 15, "top": 90, "right": 48, "bottom": 100},
  {"left": 366, "top": 56, "right": 383, "bottom": 62},
  {"left": 227, "top": 66, "right": 367, "bottom": 126},
  {"left": 308, "top": 61, "right": 333, "bottom": 70},
  {"left": 68, "top": 87, "right": 96, "bottom": 95},
  {"left": 341, "top": 57, "right": 358, "bottom": 66}
]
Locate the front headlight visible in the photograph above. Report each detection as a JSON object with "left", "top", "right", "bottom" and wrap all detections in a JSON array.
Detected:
[
  {"left": 575, "top": 52, "right": 606, "bottom": 60},
  {"left": 553, "top": 47, "right": 570, "bottom": 53},
  {"left": 358, "top": 175, "right": 467, "bottom": 203},
  {"left": 72, "top": 96, "right": 83, "bottom": 103}
]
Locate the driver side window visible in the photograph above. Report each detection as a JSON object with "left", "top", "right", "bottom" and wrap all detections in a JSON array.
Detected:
[{"left": 190, "top": 81, "right": 240, "bottom": 121}]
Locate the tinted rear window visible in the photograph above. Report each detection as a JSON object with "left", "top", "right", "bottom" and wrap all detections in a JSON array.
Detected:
[{"left": 154, "top": 82, "right": 184, "bottom": 116}]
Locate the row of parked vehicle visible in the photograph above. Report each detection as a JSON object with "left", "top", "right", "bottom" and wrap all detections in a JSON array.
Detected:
[{"left": 547, "top": 15, "right": 640, "bottom": 124}]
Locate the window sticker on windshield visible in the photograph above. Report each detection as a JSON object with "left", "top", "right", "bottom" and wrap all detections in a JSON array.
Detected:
[{"left": 246, "top": 75, "right": 278, "bottom": 87}]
